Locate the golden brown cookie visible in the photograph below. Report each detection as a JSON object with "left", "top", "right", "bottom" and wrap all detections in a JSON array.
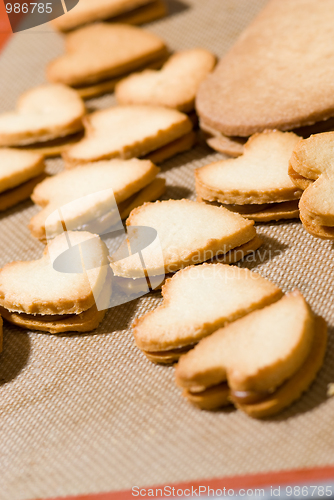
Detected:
[
  {"left": 116, "top": 49, "right": 216, "bottom": 112},
  {"left": 176, "top": 292, "right": 327, "bottom": 418},
  {"left": 63, "top": 106, "right": 193, "bottom": 167},
  {"left": 133, "top": 263, "right": 282, "bottom": 362},
  {"left": 236, "top": 317, "right": 327, "bottom": 418},
  {"left": 196, "top": 131, "right": 302, "bottom": 221},
  {"left": 47, "top": 23, "right": 168, "bottom": 88},
  {"left": 0, "top": 84, "right": 85, "bottom": 147},
  {"left": 289, "top": 132, "right": 334, "bottom": 239},
  {"left": 110, "top": 199, "right": 258, "bottom": 279},
  {"left": 196, "top": 0, "right": 334, "bottom": 137},
  {"left": 0, "top": 231, "right": 109, "bottom": 317},
  {"left": 29, "top": 158, "right": 164, "bottom": 241}
]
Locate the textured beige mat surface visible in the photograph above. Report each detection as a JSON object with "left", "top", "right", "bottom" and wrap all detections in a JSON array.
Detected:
[{"left": 1, "top": 1, "right": 334, "bottom": 499}]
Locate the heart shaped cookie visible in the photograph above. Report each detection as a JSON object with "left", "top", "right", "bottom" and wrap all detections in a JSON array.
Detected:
[
  {"left": 0, "top": 84, "right": 86, "bottom": 148},
  {"left": 196, "top": 131, "right": 302, "bottom": 221},
  {"left": 0, "top": 231, "right": 108, "bottom": 319},
  {"left": 289, "top": 131, "right": 334, "bottom": 238},
  {"left": 132, "top": 263, "right": 282, "bottom": 363},
  {"left": 47, "top": 23, "right": 168, "bottom": 90},
  {"left": 110, "top": 199, "right": 260, "bottom": 281},
  {"left": 116, "top": 49, "right": 216, "bottom": 113},
  {"left": 63, "top": 105, "right": 193, "bottom": 167},
  {"left": 29, "top": 158, "right": 164, "bottom": 241},
  {"left": 176, "top": 291, "right": 327, "bottom": 418}
]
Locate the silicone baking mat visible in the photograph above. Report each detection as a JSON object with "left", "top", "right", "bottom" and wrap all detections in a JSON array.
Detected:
[{"left": 1, "top": 1, "right": 334, "bottom": 499}]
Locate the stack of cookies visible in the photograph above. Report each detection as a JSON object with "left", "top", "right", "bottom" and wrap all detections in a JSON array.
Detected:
[
  {"left": 29, "top": 158, "right": 165, "bottom": 241},
  {"left": 197, "top": 0, "right": 334, "bottom": 155},
  {"left": 47, "top": 23, "right": 169, "bottom": 99},
  {"left": 62, "top": 105, "right": 196, "bottom": 166},
  {"left": 134, "top": 263, "right": 327, "bottom": 418},
  {"left": 0, "top": 84, "right": 86, "bottom": 157},
  {"left": 175, "top": 288, "right": 327, "bottom": 418},
  {"left": 0, "top": 231, "right": 110, "bottom": 334},
  {"left": 195, "top": 131, "right": 303, "bottom": 222}
]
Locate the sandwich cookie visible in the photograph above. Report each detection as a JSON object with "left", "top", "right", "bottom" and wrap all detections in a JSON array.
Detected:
[
  {"left": 133, "top": 263, "right": 282, "bottom": 363},
  {"left": 0, "top": 84, "right": 86, "bottom": 157},
  {"left": 289, "top": 131, "right": 334, "bottom": 239},
  {"left": 176, "top": 291, "right": 327, "bottom": 418},
  {"left": 52, "top": 0, "right": 167, "bottom": 32},
  {"left": 115, "top": 49, "right": 216, "bottom": 113},
  {"left": 47, "top": 23, "right": 168, "bottom": 99},
  {"left": 63, "top": 105, "right": 195, "bottom": 167},
  {"left": 0, "top": 231, "right": 110, "bottom": 334},
  {"left": 109, "top": 199, "right": 262, "bottom": 297},
  {"left": 29, "top": 158, "right": 165, "bottom": 242},
  {"left": 196, "top": 131, "right": 302, "bottom": 221},
  {"left": 0, "top": 149, "right": 46, "bottom": 211},
  {"left": 201, "top": 119, "right": 334, "bottom": 158},
  {"left": 196, "top": 0, "right": 334, "bottom": 147},
  {"left": 199, "top": 120, "right": 246, "bottom": 158}
]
